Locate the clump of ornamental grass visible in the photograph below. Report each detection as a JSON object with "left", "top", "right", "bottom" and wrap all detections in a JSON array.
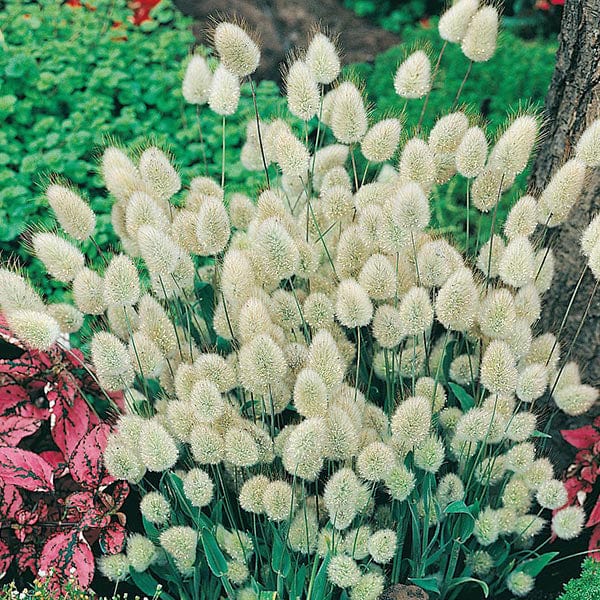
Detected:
[{"left": 7, "top": 8, "right": 600, "bottom": 600}]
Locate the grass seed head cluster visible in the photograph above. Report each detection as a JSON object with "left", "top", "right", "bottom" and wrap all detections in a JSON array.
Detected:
[{"left": 2, "top": 1, "right": 600, "bottom": 599}]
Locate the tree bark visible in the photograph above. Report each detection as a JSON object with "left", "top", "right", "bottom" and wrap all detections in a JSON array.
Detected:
[
  {"left": 173, "top": 0, "right": 399, "bottom": 82},
  {"left": 532, "top": 0, "right": 600, "bottom": 383},
  {"left": 530, "top": 0, "right": 600, "bottom": 469}
]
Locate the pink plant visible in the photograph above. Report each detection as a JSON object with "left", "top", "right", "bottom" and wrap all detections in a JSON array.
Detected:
[{"left": 0, "top": 315, "right": 127, "bottom": 592}]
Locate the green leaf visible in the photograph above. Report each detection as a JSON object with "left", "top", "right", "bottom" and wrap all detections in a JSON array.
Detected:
[
  {"left": 447, "top": 576, "right": 489, "bottom": 597},
  {"left": 129, "top": 567, "right": 175, "bottom": 600},
  {"left": 201, "top": 527, "right": 229, "bottom": 577},
  {"left": 408, "top": 577, "right": 440, "bottom": 595},
  {"left": 310, "top": 556, "right": 331, "bottom": 599},
  {"left": 449, "top": 382, "right": 475, "bottom": 411},
  {"left": 444, "top": 500, "right": 472, "bottom": 515},
  {"left": 519, "top": 552, "right": 559, "bottom": 577},
  {"left": 270, "top": 524, "right": 291, "bottom": 578},
  {"left": 531, "top": 430, "right": 552, "bottom": 438}
]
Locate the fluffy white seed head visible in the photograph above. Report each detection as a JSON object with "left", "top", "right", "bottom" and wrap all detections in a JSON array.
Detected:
[
  {"left": 208, "top": 64, "right": 240, "bottom": 116},
  {"left": 324, "top": 468, "right": 361, "bottom": 530},
  {"left": 536, "top": 479, "right": 568, "bottom": 510},
  {"left": 357, "top": 442, "right": 396, "bottom": 481},
  {"left": 46, "top": 184, "right": 95, "bottom": 240},
  {"left": 336, "top": 279, "right": 373, "bottom": 328},
  {"left": 358, "top": 254, "right": 396, "bottom": 300},
  {"left": 480, "top": 340, "right": 518, "bottom": 395},
  {"left": 435, "top": 267, "right": 479, "bottom": 331},
  {"left": 575, "top": 118, "right": 600, "bottom": 167},
  {"left": 127, "top": 534, "right": 157, "bottom": 573},
  {"left": 213, "top": 22, "right": 260, "bottom": 77},
  {"left": 461, "top": 6, "right": 498, "bottom": 62},
  {"left": 101, "top": 146, "right": 143, "bottom": 204},
  {"left": 581, "top": 214, "right": 600, "bottom": 257},
  {"left": 554, "top": 383, "right": 599, "bottom": 416},
  {"left": 91, "top": 331, "right": 135, "bottom": 391},
  {"left": 253, "top": 217, "right": 300, "bottom": 282},
  {"left": 5, "top": 310, "right": 60, "bottom": 350},
  {"left": 439, "top": 0, "right": 479, "bottom": 43},
  {"left": 552, "top": 506, "right": 585, "bottom": 540},
  {"left": 103, "top": 254, "right": 140, "bottom": 307},
  {"left": 474, "top": 506, "right": 499, "bottom": 545},
  {"left": 48, "top": 303, "right": 84, "bottom": 334},
  {"left": 490, "top": 116, "right": 538, "bottom": 176},
  {"left": 499, "top": 236, "right": 535, "bottom": 288},
  {"left": 479, "top": 288, "right": 516, "bottom": 339},
  {"left": 309, "top": 330, "right": 345, "bottom": 390},
  {"left": 504, "top": 195, "right": 538, "bottom": 240},
  {"left": 189, "top": 424, "right": 224, "bottom": 464},
  {"left": 129, "top": 332, "right": 164, "bottom": 378},
  {"left": 398, "top": 138, "right": 435, "bottom": 191},
  {"left": 239, "top": 474, "right": 270, "bottom": 514},
  {"left": 294, "top": 368, "right": 329, "bottom": 417},
  {"left": 372, "top": 305, "right": 404, "bottom": 349},
  {"left": 139, "top": 146, "right": 181, "bottom": 203},
  {"left": 331, "top": 82, "right": 368, "bottom": 144},
  {"left": 367, "top": 529, "right": 397, "bottom": 565},
  {"left": 537, "top": 159, "right": 586, "bottom": 227},
  {"left": 506, "top": 571, "right": 535, "bottom": 598},
  {"left": 137, "top": 226, "right": 180, "bottom": 277},
  {"left": 306, "top": 32, "right": 340, "bottom": 84},
  {"left": 393, "top": 182, "right": 430, "bottom": 231},
  {"left": 0, "top": 270, "right": 44, "bottom": 314},
  {"left": 327, "top": 554, "right": 361, "bottom": 588},
  {"left": 263, "top": 480, "right": 294, "bottom": 522},
  {"left": 126, "top": 191, "right": 169, "bottom": 239},
  {"left": 182, "top": 54, "right": 212, "bottom": 104},
  {"left": 160, "top": 526, "right": 197, "bottom": 573},
  {"left": 394, "top": 50, "right": 431, "bottom": 99},
  {"left": 183, "top": 468, "right": 214, "bottom": 508},
  {"left": 429, "top": 112, "right": 469, "bottom": 154},
  {"left": 391, "top": 396, "right": 432, "bottom": 447},
  {"left": 139, "top": 419, "right": 179, "bottom": 472},
  {"left": 455, "top": 126, "right": 488, "bottom": 178},
  {"left": 196, "top": 197, "right": 231, "bottom": 256},
  {"left": 471, "top": 166, "right": 505, "bottom": 212},
  {"left": 414, "top": 435, "right": 445, "bottom": 473},
  {"left": 286, "top": 60, "right": 320, "bottom": 120},
  {"left": 385, "top": 464, "right": 415, "bottom": 502},
  {"left": 239, "top": 334, "right": 287, "bottom": 394},
  {"left": 31, "top": 232, "right": 84, "bottom": 283},
  {"left": 282, "top": 417, "right": 326, "bottom": 480},
  {"left": 140, "top": 492, "right": 170, "bottom": 524},
  {"left": 516, "top": 363, "right": 548, "bottom": 403},
  {"left": 361, "top": 119, "right": 401, "bottom": 163},
  {"left": 72, "top": 268, "right": 106, "bottom": 315},
  {"left": 397, "top": 286, "right": 433, "bottom": 335}
]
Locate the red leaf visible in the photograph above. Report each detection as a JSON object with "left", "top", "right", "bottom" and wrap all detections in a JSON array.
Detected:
[
  {"left": 0, "top": 539, "right": 12, "bottom": 578},
  {"left": 588, "top": 524, "right": 600, "bottom": 561},
  {"left": 0, "top": 481, "right": 23, "bottom": 519},
  {"left": 39, "top": 450, "right": 68, "bottom": 478},
  {"left": 68, "top": 423, "right": 111, "bottom": 489},
  {"left": 0, "top": 447, "right": 54, "bottom": 491},
  {"left": 561, "top": 425, "right": 600, "bottom": 449},
  {"left": 587, "top": 502, "right": 600, "bottom": 528},
  {"left": 39, "top": 531, "right": 94, "bottom": 590},
  {"left": 49, "top": 377, "right": 90, "bottom": 458},
  {"left": 16, "top": 543, "right": 37, "bottom": 575},
  {"left": 98, "top": 521, "right": 126, "bottom": 554},
  {"left": 0, "top": 384, "right": 29, "bottom": 415},
  {"left": 0, "top": 415, "right": 41, "bottom": 445}
]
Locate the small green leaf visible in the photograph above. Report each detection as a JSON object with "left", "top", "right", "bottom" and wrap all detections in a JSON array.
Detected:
[
  {"left": 449, "top": 383, "right": 475, "bottom": 411},
  {"left": 531, "top": 430, "right": 552, "bottom": 438},
  {"left": 408, "top": 577, "right": 440, "bottom": 595},
  {"left": 447, "top": 576, "right": 489, "bottom": 597},
  {"left": 129, "top": 567, "right": 175, "bottom": 600},
  {"left": 201, "top": 527, "right": 229, "bottom": 577},
  {"left": 444, "top": 500, "right": 472, "bottom": 515},
  {"left": 519, "top": 552, "right": 559, "bottom": 577}
]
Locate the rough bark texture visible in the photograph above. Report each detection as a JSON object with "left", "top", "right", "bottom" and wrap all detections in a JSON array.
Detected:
[
  {"left": 530, "top": 0, "right": 600, "bottom": 469},
  {"left": 172, "top": 0, "right": 399, "bottom": 82}
]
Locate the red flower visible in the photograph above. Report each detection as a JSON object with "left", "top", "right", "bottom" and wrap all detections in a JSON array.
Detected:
[{"left": 129, "top": 0, "right": 162, "bottom": 25}]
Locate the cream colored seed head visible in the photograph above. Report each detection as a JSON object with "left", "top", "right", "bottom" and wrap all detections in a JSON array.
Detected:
[
  {"left": 196, "top": 197, "right": 231, "bottom": 256},
  {"left": 286, "top": 59, "right": 320, "bottom": 121},
  {"left": 91, "top": 331, "right": 135, "bottom": 391},
  {"left": 282, "top": 417, "right": 326, "bottom": 481},
  {"left": 129, "top": 331, "right": 164, "bottom": 378},
  {"left": 490, "top": 116, "right": 538, "bottom": 176},
  {"left": 575, "top": 118, "right": 600, "bottom": 167},
  {"left": 358, "top": 254, "right": 396, "bottom": 300},
  {"left": 31, "top": 232, "right": 84, "bottom": 283},
  {"left": 6, "top": 310, "right": 60, "bottom": 351},
  {"left": 498, "top": 236, "right": 535, "bottom": 288},
  {"left": 137, "top": 226, "right": 180, "bottom": 277},
  {"left": 429, "top": 112, "right": 469, "bottom": 154},
  {"left": 417, "top": 239, "right": 463, "bottom": 288},
  {"left": 331, "top": 82, "right": 368, "bottom": 144},
  {"left": 238, "top": 333, "right": 287, "bottom": 395},
  {"left": 48, "top": 303, "right": 84, "bottom": 334},
  {"left": 480, "top": 340, "right": 518, "bottom": 395},
  {"left": 439, "top": 0, "right": 479, "bottom": 43},
  {"left": 461, "top": 6, "right": 498, "bottom": 62},
  {"left": 471, "top": 167, "right": 505, "bottom": 212},
  {"left": 0, "top": 270, "right": 44, "bottom": 313},
  {"left": 398, "top": 138, "right": 436, "bottom": 191},
  {"left": 504, "top": 195, "right": 538, "bottom": 239},
  {"left": 139, "top": 146, "right": 181, "bottom": 204},
  {"left": 101, "top": 146, "right": 143, "bottom": 204},
  {"left": 435, "top": 267, "right": 479, "bottom": 331},
  {"left": 208, "top": 64, "right": 241, "bottom": 116},
  {"left": 126, "top": 191, "right": 169, "bottom": 239},
  {"left": 306, "top": 32, "right": 340, "bottom": 84},
  {"left": 46, "top": 184, "right": 96, "bottom": 240},
  {"left": 335, "top": 279, "right": 373, "bottom": 328},
  {"left": 213, "top": 22, "right": 260, "bottom": 77},
  {"left": 455, "top": 126, "right": 488, "bottom": 178},
  {"left": 361, "top": 118, "right": 402, "bottom": 163},
  {"left": 397, "top": 286, "right": 433, "bottom": 335},
  {"left": 72, "top": 268, "right": 106, "bottom": 315},
  {"left": 479, "top": 288, "right": 516, "bottom": 340},
  {"left": 537, "top": 159, "right": 586, "bottom": 227},
  {"left": 581, "top": 214, "right": 600, "bottom": 256},
  {"left": 394, "top": 50, "right": 431, "bottom": 99},
  {"left": 103, "top": 254, "right": 140, "bottom": 307},
  {"left": 182, "top": 54, "right": 212, "bottom": 105}
]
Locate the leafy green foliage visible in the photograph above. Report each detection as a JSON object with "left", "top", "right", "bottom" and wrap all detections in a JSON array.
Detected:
[
  {"left": 0, "top": 0, "right": 285, "bottom": 302},
  {"left": 558, "top": 558, "right": 600, "bottom": 600}
]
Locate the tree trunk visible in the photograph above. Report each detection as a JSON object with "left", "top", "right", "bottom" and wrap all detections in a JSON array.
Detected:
[
  {"left": 173, "top": 0, "right": 399, "bottom": 82},
  {"left": 532, "top": 0, "right": 600, "bottom": 379},
  {"left": 530, "top": 0, "right": 600, "bottom": 468}
]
